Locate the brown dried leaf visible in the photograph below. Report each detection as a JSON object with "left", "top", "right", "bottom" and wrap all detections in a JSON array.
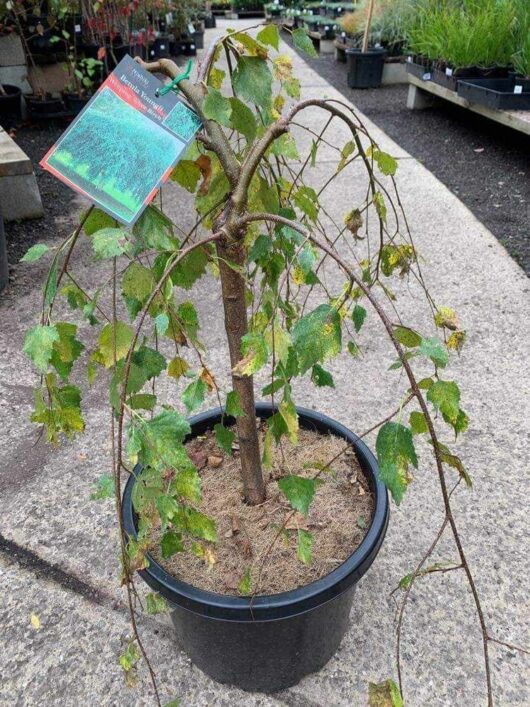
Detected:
[
  {"left": 196, "top": 154, "right": 212, "bottom": 196},
  {"left": 207, "top": 455, "right": 223, "bottom": 468},
  {"left": 188, "top": 449, "right": 207, "bottom": 470}
]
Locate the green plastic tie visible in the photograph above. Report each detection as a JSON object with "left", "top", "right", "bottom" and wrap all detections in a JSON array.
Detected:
[{"left": 156, "top": 59, "right": 194, "bottom": 97}]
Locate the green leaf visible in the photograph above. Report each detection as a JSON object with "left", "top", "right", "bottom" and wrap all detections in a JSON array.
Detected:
[
  {"left": 409, "top": 411, "right": 428, "bottom": 435},
  {"left": 164, "top": 700, "right": 181, "bottom": 707},
  {"left": 229, "top": 97, "right": 257, "bottom": 142},
  {"left": 83, "top": 207, "right": 116, "bottom": 235},
  {"left": 90, "top": 474, "right": 115, "bottom": 500},
  {"left": 128, "top": 393, "right": 157, "bottom": 410},
  {"left": 419, "top": 337, "right": 448, "bottom": 368},
  {"left": 91, "top": 227, "right": 128, "bottom": 259},
  {"left": 122, "top": 262, "right": 154, "bottom": 304},
  {"left": 311, "top": 364, "right": 334, "bottom": 388},
  {"left": 279, "top": 399, "right": 298, "bottom": 443},
  {"left": 31, "top": 379, "right": 85, "bottom": 443},
  {"left": 292, "top": 304, "right": 341, "bottom": 374},
  {"left": 50, "top": 322, "right": 85, "bottom": 380},
  {"left": 337, "top": 140, "right": 355, "bottom": 171},
  {"left": 233, "top": 332, "right": 269, "bottom": 376},
  {"left": 257, "top": 23, "right": 279, "bottom": 50},
  {"left": 393, "top": 325, "right": 422, "bottom": 348},
  {"left": 133, "top": 206, "right": 176, "bottom": 251},
  {"left": 232, "top": 55, "right": 273, "bottom": 109},
  {"left": 352, "top": 304, "right": 367, "bottom": 333},
  {"left": 171, "top": 160, "right": 201, "bottom": 193},
  {"left": 208, "top": 66, "right": 225, "bottom": 89},
  {"left": 171, "top": 247, "right": 209, "bottom": 289},
  {"left": 182, "top": 378, "right": 207, "bottom": 412},
  {"left": 238, "top": 567, "right": 252, "bottom": 596},
  {"left": 348, "top": 341, "right": 360, "bottom": 358},
  {"left": 176, "top": 301, "right": 200, "bottom": 343},
  {"left": 374, "top": 191, "right": 387, "bottom": 223},
  {"left": 161, "top": 530, "right": 185, "bottom": 558},
  {"left": 368, "top": 679, "right": 404, "bottom": 707},
  {"left": 427, "top": 380, "right": 460, "bottom": 425},
  {"left": 376, "top": 422, "right": 418, "bottom": 504},
  {"left": 96, "top": 321, "right": 134, "bottom": 368},
  {"left": 292, "top": 28, "right": 318, "bottom": 58},
  {"left": 154, "top": 313, "right": 169, "bottom": 336},
  {"left": 24, "top": 325, "right": 59, "bottom": 372},
  {"left": 145, "top": 592, "right": 168, "bottom": 615},
  {"left": 172, "top": 467, "right": 201, "bottom": 503},
  {"left": 284, "top": 77, "right": 301, "bottom": 99},
  {"left": 214, "top": 423, "right": 235, "bottom": 454},
  {"left": 226, "top": 390, "right": 245, "bottom": 418},
  {"left": 297, "top": 529, "right": 314, "bottom": 565},
  {"left": 271, "top": 133, "right": 299, "bottom": 160},
  {"left": 203, "top": 87, "right": 232, "bottom": 127},
  {"left": 20, "top": 243, "right": 50, "bottom": 262},
  {"left": 177, "top": 507, "right": 217, "bottom": 542},
  {"left": 293, "top": 185, "right": 319, "bottom": 222},
  {"left": 278, "top": 475, "right": 319, "bottom": 516},
  {"left": 371, "top": 148, "right": 398, "bottom": 176}
]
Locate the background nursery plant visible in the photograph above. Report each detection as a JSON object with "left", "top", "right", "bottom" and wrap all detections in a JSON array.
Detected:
[{"left": 22, "top": 22, "right": 527, "bottom": 707}]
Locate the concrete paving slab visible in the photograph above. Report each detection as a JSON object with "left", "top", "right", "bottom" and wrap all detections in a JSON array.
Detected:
[{"left": 1, "top": 19, "right": 529, "bottom": 707}]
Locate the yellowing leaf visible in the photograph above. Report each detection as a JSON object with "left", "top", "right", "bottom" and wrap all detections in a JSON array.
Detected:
[
  {"left": 96, "top": 321, "right": 134, "bottom": 368},
  {"left": 30, "top": 613, "right": 41, "bottom": 629},
  {"left": 167, "top": 356, "right": 189, "bottom": 380}
]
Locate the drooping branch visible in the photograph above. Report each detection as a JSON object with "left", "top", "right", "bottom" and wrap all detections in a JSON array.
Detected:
[{"left": 237, "top": 209, "right": 494, "bottom": 706}]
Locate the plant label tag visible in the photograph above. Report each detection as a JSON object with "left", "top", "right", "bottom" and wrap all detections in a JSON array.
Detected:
[
  {"left": 514, "top": 85, "right": 523, "bottom": 94},
  {"left": 40, "top": 55, "right": 202, "bottom": 227},
  {"left": 407, "top": 55, "right": 413, "bottom": 63},
  {"left": 422, "top": 72, "right": 431, "bottom": 81},
  {"left": 188, "top": 23, "right": 195, "bottom": 35},
  {"left": 445, "top": 67, "right": 453, "bottom": 77},
  {"left": 75, "top": 24, "right": 81, "bottom": 33}
]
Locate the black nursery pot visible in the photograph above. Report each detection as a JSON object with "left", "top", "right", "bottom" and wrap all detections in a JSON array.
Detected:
[
  {"left": 122, "top": 403, "right": 389, "bottom": 692},
  {"left": 346, "top": 48, "right": 386, "bottom": 89},
  {"left": 63, "top": 92, "right": 90, "bottom": 116},
  {"left": 0, "top": 84, "right": 22, "bottom": 127}
]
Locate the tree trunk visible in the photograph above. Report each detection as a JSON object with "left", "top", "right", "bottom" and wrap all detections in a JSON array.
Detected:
[{"left": 217, "top": 238, "right": 266, "bottom": 505}]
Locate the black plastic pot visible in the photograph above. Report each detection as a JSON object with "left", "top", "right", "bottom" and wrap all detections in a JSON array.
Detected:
[
  {"left": 26, "top": 95, "right": 66, "bottom": 121},
  {"left": 204, "top": 14, "right": 216, "bottom": 28},
  {"left": 0, "top": 84, "right": 22, "bottom": 128},
  {"left": 122, "top": 403, "right": 389, "bottom": 692},
  {"left": 193, "top": 30, "right": 204, "bottom": 50},
  {"left": 347, "top": 48, "right": 386, "bottom": 89},
  {"left": 63, "top": 92, "right": 90, "bottom": 116}
]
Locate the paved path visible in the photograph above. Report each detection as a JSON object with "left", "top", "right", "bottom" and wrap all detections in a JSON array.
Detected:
[{"left": 1, "top": 20, "right": 528, "bottom": 707}]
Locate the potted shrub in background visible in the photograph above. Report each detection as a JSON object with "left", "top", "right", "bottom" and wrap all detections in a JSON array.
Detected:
[
  {"left": 21, "top": 21, "right": 515, "bottom": 706},
  {"left": 63, "top": 56, "right": 103, "bottom": 114},
  {"left": 346, "top": 0, "right": 386, "bottom": 88}
]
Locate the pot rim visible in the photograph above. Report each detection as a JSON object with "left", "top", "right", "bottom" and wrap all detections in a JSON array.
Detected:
[{"left": 122, "top": 403, "right": 389, "bottom": 621}]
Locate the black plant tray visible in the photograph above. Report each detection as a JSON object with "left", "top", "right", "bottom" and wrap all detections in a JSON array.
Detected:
[
  {"left": 406, "top": 59, "right": 432, "bottom": 81},
  {"left": 432, "top": 67, "right": 481, "bottom": 91},
  {"left": 457, "top": 78, "right": 530, "bottom": 111}
]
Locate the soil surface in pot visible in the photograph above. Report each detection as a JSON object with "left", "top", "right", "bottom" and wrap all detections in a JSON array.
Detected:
[{"left": 152, "top": 424, "right": 374, "bottom": 596}]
